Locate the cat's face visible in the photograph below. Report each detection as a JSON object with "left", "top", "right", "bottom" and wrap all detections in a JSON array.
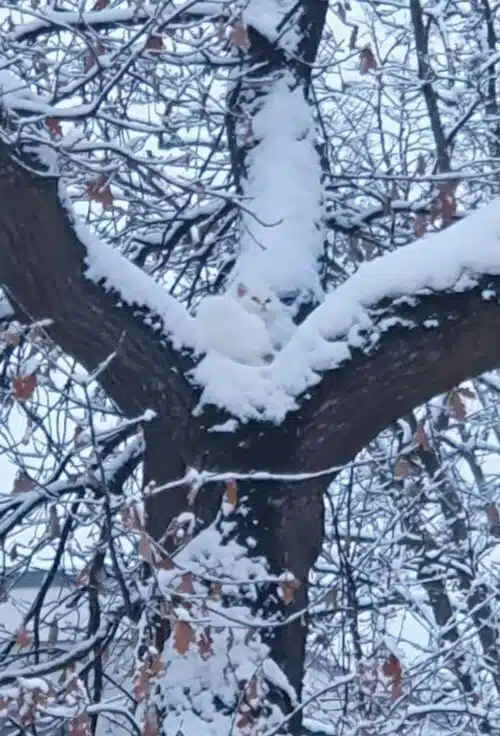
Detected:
[{"left": 236, "top": 282, "right": 276, "bottom": 321}]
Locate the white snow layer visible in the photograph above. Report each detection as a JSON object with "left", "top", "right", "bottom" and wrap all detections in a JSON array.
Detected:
[
  {"left": 231, "top": 77, "right": 324, "bottom": 302},
  {"left": 195, "top": 196, "right": 500, "bottom": 422},
  {"left": 69, "top": 170, "right": 500, "bottom": 425}
]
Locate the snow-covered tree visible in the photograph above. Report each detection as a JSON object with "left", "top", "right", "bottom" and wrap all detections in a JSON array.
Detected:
[{"left": 1, "top": 0, "right": 500, "bottom": 733}]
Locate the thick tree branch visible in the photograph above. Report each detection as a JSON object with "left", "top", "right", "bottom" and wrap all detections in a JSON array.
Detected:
[
  {"left": 0, "top": 142, "right": 199, "bottom": 483},
  {"left": 289, "top": 282, "right": 500, "bottom": 473}
]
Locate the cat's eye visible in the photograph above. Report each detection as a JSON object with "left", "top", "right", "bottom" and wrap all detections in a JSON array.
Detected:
[{"left": 252, "top": 296, "right": 260, "bottom": 302}]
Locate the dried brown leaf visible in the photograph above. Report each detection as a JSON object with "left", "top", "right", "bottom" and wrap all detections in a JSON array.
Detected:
[
  {"left": 198, "top": 627, "right": 213, "bottom": 660},
  {"left": 86, "top": 174, "right": 113, "bottom": 209},
  {"left": 448, "top": 389, "right": 467, "bottom": 421},
  {"left": 280, "top": 577, "right": 300, "bottom": 605},
  {"left": 382, "top": 654, "right": 403, "bottom": 701},
  {"left": 225, "top": 479, "right": 238, "bottom": 507},
  {"left": 12, "top": 374, "right": 36, "bottom": 401},
  {"left": 413, "top": 213, "right": 428, "bottom": 238},
  {"left": 133, "top": 662, "right": 150, "bottom": 702},
  {"left": 68, "top": 712, "right": 90, "bottom": 736},
  {"left": 49, "top": 505, "right": 61, "bottom": 538},
  {"left": 394, "top": 457, "right": 412, "bottom": 480},
  {"left": 324, "top": 587, "right": 338, "bottom": 608},
  {"left": 145, "top": 34, "right": 164, "bottom": 51},
  {"left": 173, "top": 620, "right": 194, "bottom": 654},
  {"left": 359, "top": 45, "right": 377, "bottom": 74},
  {"left": 139, "top": 533, "right": 152, "bottom": 562},
  {"left": 178, "top": 572, "right": 194, "bottom": 594},
  {"left": 231, "top": 21, "right": 250, "bottom": 51},
  {"left": 412, "top": 421, "right": 430, "bottom": 451},
  {"left": 210, "top": 582, "right": 222, "bottom": 600},
  {"left": 83, "top": 43, "right": 106, "bottom": 72},
  {"left": 16, "top": 628, "right": 31, "bottom": 648},
  {"left": 487, "top": 503, "right": 500, "bottom": 536},
  {"left": 12, "top": 471, "right": 34, "bottom": 494},
  {"left": 45, "top": 117, "right": 62, "bottom": 139}
]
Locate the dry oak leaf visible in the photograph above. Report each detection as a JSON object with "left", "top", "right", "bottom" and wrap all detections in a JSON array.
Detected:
[
  {"left": 49, "top": 505, "right": 61, "bottom": 538},
  {"left": 45, "top": 117, "right": 62, "bottom": 139},
  {"left": 448, "top": 388, "right": 467, "bottom": 421},
  {"left": 225, "top": 478, "right": 238, "bottom": 507},
  {"left": 280, "top": 576, "right": 300, "bottom": 605},
  {"left": 133, "top": 662, "right": 150, "bottom": 702},
  {"left": 438, "top": 187, "right": 457, "bottom": 225},
  {"left": 16, "top": 628, "right": 31, "bottom": 647},
  {"left": 145, "top": 34, "right": 164, "bottom": 51},
  {"left": 178, "top": 572, "right": 194, "bottom": 594},
  {"left": 139, "top": 533, "right": 153, "bottom": 562},
  {"left": 412, "top": 421, "right": 430, "bottom": 451},
  {"left": 86, "top": 174, "right": 114, "bottom": 209},
  {"left": 210, "top": 581, "right": 222, "bottom": 600},
  {"left": 12, "top": 471, "right": 34, "bottom": 494},
  {"left": 394, "top": 457, "right": 412, "bottom": 480},
  {"left": 143, "top": 706, "right": 159, "bottom": 736},
  {"left": 198, "top": 627, "right": 214, "bottom": 660},
  {"left": 382, "top": 653, "right": 403, "bottom": 701},
  {"left": 173, "top": 620, "right": 194, "bottom": 654},
  {"left": 413, "top": 212, "right": 428, "bottom": 238},
  {"left": 12, "top": 374, "right": 36, "bottom": 401},
  {"left": 156, "top": 554, "right": 175, "bottom": 571},
  {"left": 68, "top": 712, "right": 90, "bottom": 736},
  {"left": 487, "top": 503, "right": 500, "bottom": 537},
  {"left": 359, "top": 45, "right": 377, "bottom": 74},
  {"left": 231, "top": 21, "right": 250, "bottom": 51},
  {"left": 84, "top": 42, "right": 106, "bottom": 72}
]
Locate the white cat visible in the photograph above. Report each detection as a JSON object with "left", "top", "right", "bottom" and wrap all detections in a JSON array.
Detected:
[
  {"left": 195, "top": 290, "right": 275, "bottom": 367},
  {"left": 231, "top": 282, "right": 296, "bottom": 350}
]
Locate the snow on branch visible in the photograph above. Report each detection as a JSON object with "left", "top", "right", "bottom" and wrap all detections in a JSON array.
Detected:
[
  {"left": 9, "top": 0, "right": 227, "bottom": 42},
  {"left": 193, "top": 197, "right": 500, "bottom": 423},
  {"left": 59, "top": 184, "right": 200, "bottom": 353}
]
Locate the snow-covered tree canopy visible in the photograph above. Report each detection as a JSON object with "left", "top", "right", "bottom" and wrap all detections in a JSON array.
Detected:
[{"left": 1, "top": 0, "right": 500, "bottom": 733}]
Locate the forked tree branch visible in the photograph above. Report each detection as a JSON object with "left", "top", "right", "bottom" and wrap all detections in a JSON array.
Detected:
[{"left": 2, "top": 140, "right": 500, "bottom": 514}]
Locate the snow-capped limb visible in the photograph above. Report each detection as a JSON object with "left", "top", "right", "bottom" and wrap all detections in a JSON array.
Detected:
[
  {"left": 0, "top": 139, "right": 201, "bottom": 479},
  {"left": 9, "top": 0, "right": 228, "bottom": 42},
  {"left": 0, "top": 619, "right": 120, "bottom": 685}
]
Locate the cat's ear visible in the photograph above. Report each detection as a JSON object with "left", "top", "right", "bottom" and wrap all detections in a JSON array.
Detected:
[{"left": 236, "top": 283, "right": 247, "bottom": 297}]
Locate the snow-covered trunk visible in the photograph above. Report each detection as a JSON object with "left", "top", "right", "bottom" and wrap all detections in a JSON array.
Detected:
[
  {"left": 225, "top": 0, "right": 327, "bottom": 306},
  {"left": 141, "top": 472, "right": 324, "bottom": 736}
]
